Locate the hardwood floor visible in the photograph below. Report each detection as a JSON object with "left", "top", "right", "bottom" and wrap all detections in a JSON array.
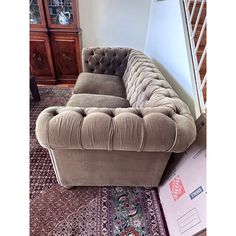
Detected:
[{"left": 38, "top": 83, "right": 75, "bottom": 89}]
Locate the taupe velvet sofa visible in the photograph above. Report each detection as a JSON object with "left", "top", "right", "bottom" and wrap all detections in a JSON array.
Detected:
[{"left": 36, "top": 47, "right": 196, "bottom": 188}]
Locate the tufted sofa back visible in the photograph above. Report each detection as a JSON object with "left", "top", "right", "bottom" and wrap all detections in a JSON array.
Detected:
[
  {"left": 82, "top": 47, "right": 131, "bottom": 78},
  {"left": 82, "top": 47, "right": 192, "bottom": 116},
  {"left": 122, "top": 50, "right": 188, "bottom": 114}
]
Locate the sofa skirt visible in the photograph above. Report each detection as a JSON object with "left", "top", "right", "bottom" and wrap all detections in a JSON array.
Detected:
[{"left": 48, "top": 149, "right": 171, "bottom": 187}]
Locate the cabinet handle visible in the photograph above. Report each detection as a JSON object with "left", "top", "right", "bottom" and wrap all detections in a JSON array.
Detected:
[{"left": 62, "top": 53, "right": 72, "bottom": 61}]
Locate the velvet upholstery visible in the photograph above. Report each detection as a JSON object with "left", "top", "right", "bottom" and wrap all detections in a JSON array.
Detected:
[
  {"left": 36, "top": 106, "right": 195, "bottom": 153},
  {"left": 50, "top": 149, "right": 170, "bottom": 187},
  {"left": 36, "top": 47, "right": 197, "bottom": 188},
  {"left": 82, "top": 47, "right": 130, "bottom": 77},
  {"left": 66, "top": 94, "right": 130, "bottom": 108},
  {"left": 73, "top": 72, "right": 126, "bottom": 98}
]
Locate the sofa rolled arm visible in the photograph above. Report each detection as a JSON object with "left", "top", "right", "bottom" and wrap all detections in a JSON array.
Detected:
[
  {"left": 82, "top": 47, "right": 130, "bottom": 77},
  {"left": 36, "top": 106, "right": 196, "bottom": 153}
]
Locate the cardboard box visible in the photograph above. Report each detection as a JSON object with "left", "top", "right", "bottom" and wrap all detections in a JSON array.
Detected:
[{"left": 158, "top": 115, "right": 206, "bottom": 236}]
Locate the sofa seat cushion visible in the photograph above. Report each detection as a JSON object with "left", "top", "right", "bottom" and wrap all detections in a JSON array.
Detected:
[
  {"left": 67, "top": 93, "right": 130, "bottom": 108},
  {"left": 73, "top": 72, "right": 126, "bottom": 98}
]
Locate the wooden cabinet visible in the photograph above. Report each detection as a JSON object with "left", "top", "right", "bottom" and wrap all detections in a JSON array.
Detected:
[{"left": 30, "top": 0, "right": 82, "bottom": 84}]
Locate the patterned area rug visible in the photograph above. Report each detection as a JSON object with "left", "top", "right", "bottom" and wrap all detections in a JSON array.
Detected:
[{"left": 30, "top": 87, "right": 169, "bottom": 236}]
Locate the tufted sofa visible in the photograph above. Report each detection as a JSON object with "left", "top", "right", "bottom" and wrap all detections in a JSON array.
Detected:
[{"left": 36, "top": 47, "right": 196, "bottom": 188}]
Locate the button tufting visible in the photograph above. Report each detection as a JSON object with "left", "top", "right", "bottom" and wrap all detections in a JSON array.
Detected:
[
  {"left": 52, "top": 110, "right": 58, "bottom": 116},
  {"left": 80, "top": 111, "right": 86, "bottom": 117},
  {"left": 137, "top": 112, "right": 143, "bottom": 118}
]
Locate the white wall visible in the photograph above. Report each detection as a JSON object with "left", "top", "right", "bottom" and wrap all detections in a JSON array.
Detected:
[
  {"left": 145, "top": 0, "right": 199, "bottom": 118},
  {"left": 78, "top": 0, "right": 151, "bottom": 51}
]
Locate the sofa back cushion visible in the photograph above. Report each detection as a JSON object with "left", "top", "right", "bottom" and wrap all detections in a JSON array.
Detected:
[
  {"left": 122, "top": 50, "right": 181, "bottom": 108},
  {"left": 82, "top": 47, "right": 130, "bottom": 77}
]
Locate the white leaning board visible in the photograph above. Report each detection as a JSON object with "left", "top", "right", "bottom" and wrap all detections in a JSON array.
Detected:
[{"left": 158, "top": 115, "right": 206, "bottom": 236}]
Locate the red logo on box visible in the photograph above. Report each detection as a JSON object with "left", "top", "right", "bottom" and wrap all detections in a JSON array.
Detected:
[{"left": 169, "top": 175, "right": 186, "bottom": 201}]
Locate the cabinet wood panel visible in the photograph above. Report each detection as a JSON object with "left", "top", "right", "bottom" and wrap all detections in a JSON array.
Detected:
[
  {"left": 53, "top": 39, "right": 78, "bottom": 75},
  {"left": 51, "top": 33, "right": 82, "bottom": 83},
  {"left": 30, "top": 32, "right": 56, "bottom": 84},
  {"left": 30, "top": 40, "right": 51, "bottom": 75}
]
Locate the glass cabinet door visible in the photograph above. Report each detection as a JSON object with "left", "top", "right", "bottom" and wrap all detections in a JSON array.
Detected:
[
  {"left": 45, "top": 0, "right": 77, "bottom": 28},
  {"left": 30, "top": 0, "right": 46, "bottom": 28}
]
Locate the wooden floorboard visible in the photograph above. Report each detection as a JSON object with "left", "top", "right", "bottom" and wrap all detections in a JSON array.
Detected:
[{"left": 38, "top": 83, "right": 75, "bottom": 88}]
